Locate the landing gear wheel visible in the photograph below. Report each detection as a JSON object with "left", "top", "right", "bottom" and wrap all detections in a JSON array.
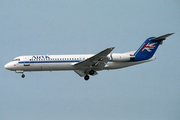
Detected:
[
  {"left": 84, "top": 75, "right": 90, "bottom": 81},
  {"left": 89, "top": 70, "right": 95, "bottom": 75},
  {"left": 22, "top": 74, "right": 25, "bottom": 78}
]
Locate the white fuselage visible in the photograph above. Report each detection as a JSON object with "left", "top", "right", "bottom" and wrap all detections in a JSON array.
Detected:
[{"left": 4, "top": 51, "right": 156, "bottom": 73}]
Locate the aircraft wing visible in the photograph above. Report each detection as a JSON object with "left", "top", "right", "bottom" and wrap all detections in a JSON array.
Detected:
[{"left": 73, "top": 47, "right": 114, "bottom": 76}]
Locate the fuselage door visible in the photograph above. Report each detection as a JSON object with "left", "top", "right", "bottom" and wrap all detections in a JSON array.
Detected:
[{"left": 23, "top": 56, "right": 30, "bottom": 66}]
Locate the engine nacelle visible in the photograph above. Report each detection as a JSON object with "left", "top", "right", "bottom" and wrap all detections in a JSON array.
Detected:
[{"left": 110, "top": 53, "right": 135, "bottom": 62}]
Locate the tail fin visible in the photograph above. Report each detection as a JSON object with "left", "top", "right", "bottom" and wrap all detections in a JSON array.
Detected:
[{"left": 134, "top": 33, "right": 174, "bottom": 61}]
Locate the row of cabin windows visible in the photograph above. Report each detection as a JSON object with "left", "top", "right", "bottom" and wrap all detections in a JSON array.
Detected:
[{"left": 29, "top": 58, "right": 86, "bottom": 61}]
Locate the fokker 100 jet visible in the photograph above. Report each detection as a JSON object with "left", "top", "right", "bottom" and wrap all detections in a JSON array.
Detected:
[{"left": 5, "top": 33, "right": 173, "bottom": 80}]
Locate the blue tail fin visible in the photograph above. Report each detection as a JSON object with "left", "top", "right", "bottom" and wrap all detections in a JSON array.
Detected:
[{"left": 134, "top": 33, "right": 174, "bottom": 61}]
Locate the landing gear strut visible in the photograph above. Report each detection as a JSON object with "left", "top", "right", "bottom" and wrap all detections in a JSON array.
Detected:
[
  {"left": 84, "top": 75, "right": 90, "bottom": 81},
  {"left": 22, "top": 74, "right": 25, "bottom": 78}
]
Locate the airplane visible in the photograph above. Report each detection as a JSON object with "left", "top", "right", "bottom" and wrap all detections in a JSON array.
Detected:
[{"left": 4, "top": 33, "right": 173, "bottom": 80}]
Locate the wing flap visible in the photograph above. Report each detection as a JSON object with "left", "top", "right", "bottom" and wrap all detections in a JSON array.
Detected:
[
  {"left": 74, "top": 70, "right": 98, "bottom": 77},
  {"left": 74, "top": 70, "right": 86, "bottom": 77}
]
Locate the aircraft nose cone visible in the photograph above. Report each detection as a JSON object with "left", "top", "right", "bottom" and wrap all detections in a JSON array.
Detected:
[{"left": 4, "top": 63, "right": 12, "bottom": 70}]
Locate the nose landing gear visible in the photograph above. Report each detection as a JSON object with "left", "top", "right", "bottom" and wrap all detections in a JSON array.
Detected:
[{"left": 21, "top": 74, "right": 25, "bottom": 78}]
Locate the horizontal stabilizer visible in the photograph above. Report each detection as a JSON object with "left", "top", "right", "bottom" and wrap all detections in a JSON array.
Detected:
[{"left": 150, "top": 33, "right": 174, "bottom": 41}]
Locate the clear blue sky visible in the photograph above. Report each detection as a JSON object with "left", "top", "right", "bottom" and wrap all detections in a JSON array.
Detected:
[{"left": 1, "top": 0, "right": 180, "bottom": 120}]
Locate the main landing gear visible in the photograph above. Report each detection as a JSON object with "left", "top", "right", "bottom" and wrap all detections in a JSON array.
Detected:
[
  {"left": 89, "top": 70, "right": 95, "bottom": 75},
  {"left": 21, "top": 74, "right": 25, "bottom": 78},
  {"left": 84, "top": 75, "right": 90, "bottom": 81},
  {"left": 84, "top": 70, "right": 95, "bottom": 81}
]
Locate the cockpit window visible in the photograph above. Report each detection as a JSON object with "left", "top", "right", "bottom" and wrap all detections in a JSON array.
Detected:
[{"left": 13, "top": 58, "right": 20, "bottom": 61}]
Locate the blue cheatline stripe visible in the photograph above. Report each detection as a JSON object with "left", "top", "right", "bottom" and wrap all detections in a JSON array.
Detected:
[
  {"left": 19, "top": 60, "right": 80, "bottom": 64},
  {"left": 18, "top": 60, "right": 113, "bottom": 64}
]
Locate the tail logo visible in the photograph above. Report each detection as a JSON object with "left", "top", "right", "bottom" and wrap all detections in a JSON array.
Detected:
[{"left": 141, "top": 42, "right": 157, "bottom": 52}]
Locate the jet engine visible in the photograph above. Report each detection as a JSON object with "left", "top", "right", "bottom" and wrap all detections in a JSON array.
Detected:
[{"left": 110, "top": 53, "right": 135, "bottom": 62}]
